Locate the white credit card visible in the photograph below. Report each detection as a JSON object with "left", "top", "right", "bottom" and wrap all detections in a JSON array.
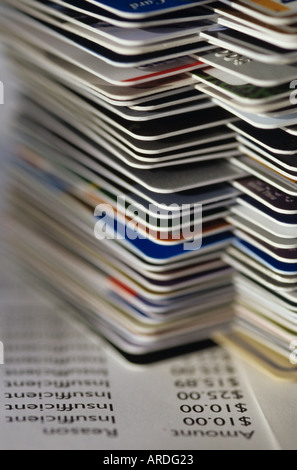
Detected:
[
  {"left": 231, "top": 204, "right": 297, "bottom": 239},
  {"left": 227, "top": 213, "right": 297, "bottom": 249},
  {"left": 212, "top": 97, "right": 297, "bottom": 129},
  {"left": 198, "top": 48, "right": 297, "bottom": 86},
  {"left": 195, "top": 83, "right": 291, "bottom": 115},
  {"left": 2, "top": 9, "right": 204, "bottom": 85}
]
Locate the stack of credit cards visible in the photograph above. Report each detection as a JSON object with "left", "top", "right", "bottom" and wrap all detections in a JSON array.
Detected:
[
  {"left": 195, "top": 0, "right": 297, "bottom": 379},
  {"left": 0, "top": 0, "right": 247, "bottom": 360}
]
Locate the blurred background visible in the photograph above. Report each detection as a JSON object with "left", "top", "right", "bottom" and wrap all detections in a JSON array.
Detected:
[{"left": 0, "top": 44, "right": 19, "bottom": 214}]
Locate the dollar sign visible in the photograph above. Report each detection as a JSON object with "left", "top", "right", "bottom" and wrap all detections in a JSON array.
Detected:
[
  {"left": 232, "top": 390, "right": 244, "bottom": 400},
  {"left": 235, "top": 403, "right": 248, "bottom": 413},
  {"left": 239, "top": 416, "right": 252, "bottom": 427}
]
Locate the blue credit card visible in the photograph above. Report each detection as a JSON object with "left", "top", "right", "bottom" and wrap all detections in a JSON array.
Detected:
[
  {"left": 96, "top": 213, "right": 233, "bottom": 261},
  {"left": 235, "top": 239, "right": 297, "bottom": 275},
  {"left": 86, "top": 0, "right": 206, "bottom": 19}
]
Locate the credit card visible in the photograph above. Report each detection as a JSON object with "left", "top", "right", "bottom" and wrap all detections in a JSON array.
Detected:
[
  {"left": 218, "top": 15, "right": 297, "bottom": 50},
  {"left": 193, "top": 67, "right": 290, "bottom": 105},
  {"left": 10, "top": 0, "right": 215, "bottom": 62},
  {"left": 227, "top": 212, "right": 297, "bottom": 249},
  {"left": 231, "top": 156, "right": 297, "bottom": 196},
  {"left": 50, "top": 0, "right": 217, "bottom": 27},
  {"left": 238, "top": 195, "right": 297, "bottom": 228},
  {"left": 15, "top": 0, "right": 213, "bottom": 47},
  {"left": 234, "top": 238, "right": 297, "bottom": 275},
  {"left": 2, "top": 9, "right": 205, "bottom": 86},
  {"left": 220, "top": 0, "right": 297, "bottom": 24},
  {"left": 225, "top": 246, "right": 297, "bottom": 290},
  {"left": 234, "top": 229, "right": 297, "bottom": 263},
  {"left": 228, "top": 121, "right": 297, "bottom": 154},
  {"left": 233, "top": 176, "right": 297, "bottom": 215},
  {"left": 231, "top": 202, "right": 297, "bottom": 239},
  {"left": 83, "top": 0, "right": 212, "bottom": 19},
  {"left": 200, "top": 26, "right": 297, "bottom": 64},
  {"left": 213, "top": 97, "right": 297, "bottom": 129},
  {"left": 198, "top": 48, "right": 297, "bottom": 86},
  {"left": 238, "top": 143, "right": 297, "bottom": 179},
  {"left": 239, "top": 0, "right": 297, "bottom": 18}
]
